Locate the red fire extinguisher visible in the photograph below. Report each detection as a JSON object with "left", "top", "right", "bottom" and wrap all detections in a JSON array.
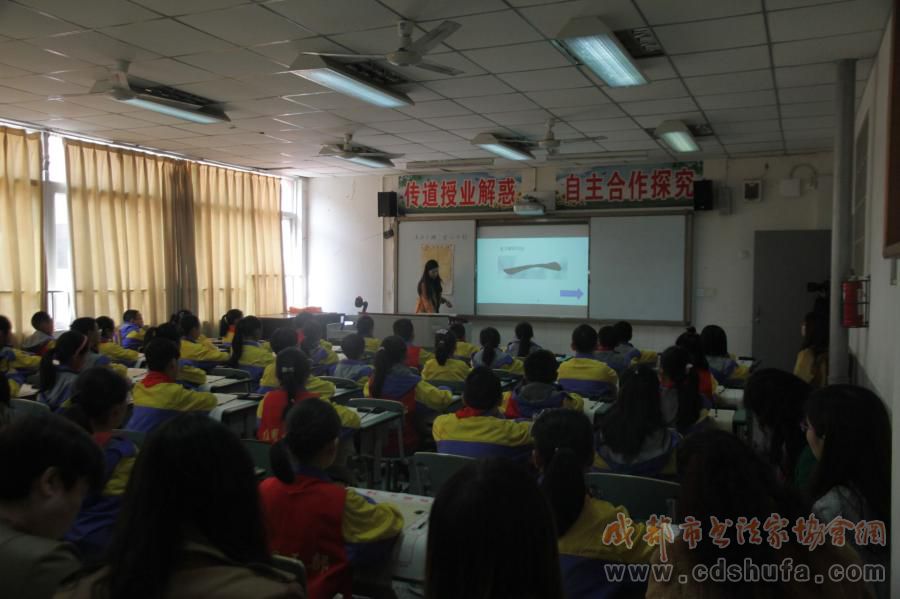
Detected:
[{"left": 842, "top": 280, "right": 863, "bottom": 327}]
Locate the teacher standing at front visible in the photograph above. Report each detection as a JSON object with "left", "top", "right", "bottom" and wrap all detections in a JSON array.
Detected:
[{"left": 415, "top": 259, "right": 453, "bottom": 313}]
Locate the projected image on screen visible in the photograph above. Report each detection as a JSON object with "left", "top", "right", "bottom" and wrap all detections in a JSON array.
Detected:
[{"left": 477, "top": 225, "right": 589, "bottom": 318}]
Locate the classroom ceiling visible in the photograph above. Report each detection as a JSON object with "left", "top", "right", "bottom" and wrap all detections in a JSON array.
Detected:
[{"left": 0, "top": 0, "right": 888, "bottom": 176}]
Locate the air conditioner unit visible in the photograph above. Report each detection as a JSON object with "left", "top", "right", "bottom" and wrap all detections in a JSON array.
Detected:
[{"left": 514, "top": 191, "right": 555, "bottom": 216}]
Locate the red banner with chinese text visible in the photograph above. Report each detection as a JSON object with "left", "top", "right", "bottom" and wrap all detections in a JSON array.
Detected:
[
  {"left": 555, "top": 162, "right": 702, "bottom": 209},
  {"left": 398, "top": 172, "right": 523, "bottom": 213}
]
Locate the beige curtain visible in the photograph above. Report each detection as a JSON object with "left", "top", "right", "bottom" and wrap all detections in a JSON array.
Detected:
[
  {"left": 165, "top": 162, "right": 199, "bottom": 315},
  {"left": 192, "top": 163, "right": 284, "bottom": 330},
  {"left": 65, "top": 140, "right": 176, "bottom": 325},
  {"left": 0, "top": 127, "right": 45, "bottom": 338}
]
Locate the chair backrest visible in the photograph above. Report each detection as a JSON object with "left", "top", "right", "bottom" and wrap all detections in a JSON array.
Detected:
[
  {"left": 412, "top": 452, "right": 475, "bottom": 497},
  {"left": 242, "top": 439, "right": 273, "bottom": 477},
  {"left": 348, "top": 397, "right": 405, "bottom": 414},
  {"left": 319, "top": 376, "right": 360, "bottom": 390},
  {"left": 11, "top": 397, "right": 50, "bottom": 419},
  {"left": 585, "top": 472, "right": 680, "bottom": 521},
  {"left": 271, "top": 554, "right": 307, "bottom": 591},
  {"left": 210, "top": 367, "right": 251, "bottom": 380},
  {"left": 112, "top": 428, "right": 147, "bottom": 447}
]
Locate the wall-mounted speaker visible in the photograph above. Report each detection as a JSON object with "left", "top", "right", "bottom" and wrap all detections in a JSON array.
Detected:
[
  {"left": 377, "top": 191, "right": 398, "bottom": 217},
  {"left": 693, "top": 180, "right": 714, "bottom": 211}
]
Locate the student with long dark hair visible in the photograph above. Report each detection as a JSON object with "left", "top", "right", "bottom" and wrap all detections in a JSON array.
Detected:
[
  {"left": 96, "top": 316, "right": 139, "bottom": 367},
  {"left": 425, "top": 459, "right": 564, "bottom": 599},
  {"left": 700, "top": 324, "right": 749, "bottom": 387},
  {"left": 227, "top": 316, "right": 271, "bottom": 383},
  {"left": 366, "top": 336, "right": 453, "bottom": 454},
  {"left": 415, "top": 259, "right": 452, "bottom": 314},
  {"left": 507, "top": 321, "right": 541, "bottom": 358},
  {"left": 262, "top": 399, "right": 402, "bottom": 599},
  {"left": 257, "top": 328, "right": 336, "bottom": 400},
  {"left": 596, "top": 366, "right": 680, "bottom": 479},
  {"left": 505, "top": 349, "right": 582, "bottom": 419},
  {"left": 805, "top": 385, "right": 890, "bottom": 596},
  {"left": 472, "top": 326, "right": 524, "bottom": 374},
  {"left": 0, "top": 314, "right": 40, "bottom": 397},
  {"left": 675, "top": 327, "right": 717, "bottom": 406},
  {"left": 70, "top": 318, "right": 125, "bottom": 377},
  {"left": 178, "top": 313, "right": 229, "bottom": 371},
  {"left": 57, "top": 415, "right": 304, "bottom": 599},
  {"left": 432, "top": 367, "right": 532, "bottom": 460},
  {"left": 218, "top": 308, "right": 244, "bottom": 342},
  {"left": 743, "top": 369, "right": 814, "bottom": 487},
  {"left": 534, "top": 409, "right": 653, "bottom": 599},
  {"left": 421, "top": 330, "right": 471, "bottom": 382},
  {"left": 557, "top": 325, "right": 617, "bottom": 398},
  {"left": 333, "top": 334, "right": 374, "bottom": 386},
  {"left": 448, "top": 323, "right": 477, "bottom": 362},
  {"left": 658, "top": 345, "right": 709, "bottom": 434},
  {"left": 354, "top": 314, "right": 380, "bottom": 354},
  {"left": 300, "top": 321, "right": 338, "bottom": 376},
  {"left": 794, "top": 311, "right": 829, "bottom": 388},
  {"left": 647, "top": 429, "right": 870, "bottom": 599},
  {"left": 64, "top": 367, "right": 134, "bottom": 561},
  {"left": 393, "top": 317, "right": 433, "bottom": 369},
  {"left": 38, "top": 331, "right": 89, "bottom": 412}
]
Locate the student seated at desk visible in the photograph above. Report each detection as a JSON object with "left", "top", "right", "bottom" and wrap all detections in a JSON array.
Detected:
[
  {"left": 0, "top": 414, "right": 103, "bottom": 599},
  {"left": 507, "top": 321, "right": 542, "bottom": 358},
  {"left": 333, "top": 333, "right": 374, "bottom": 386},
  {"left": 227, "top": 316, "right": 272, "bottom": 384},
  {"left": 674, "top": 328, "right": 717, "bottom": 407},
  {"left": 448, "top": 323, "right": 478, "bottom": 363},
  {"left": 613, "top": 320, "right": 657, "bottom": 365},
  {"left": 593, "top": 325, "right": 632, "bottom": 375},
  {"left": 118, "top": 309, "right": 147, "bottom": 352},
  {"left": 421, "top": 329, "right": 471, "bottom": 383},
  {"left": 557, "top": 325, "right": 617, "bottom": 398},
  {"left": 365, "top": 336, "right": 454, "bottom": 454},
  {"left": 794, "top": 311, "right": 829, "bottom": 389},
  {"left": 70, "top": 318, "right": 128, "bottom": 381},
  {"left": 178, "top": 314, "right": 229, "bottom": 372},
  {"left": 64, "top": 368, "right": 134, "bottom": 562},
  {"left": 0, "top": 314, "right": 41, "bottom": 397},
  {"left": 126, "top": 339, "right": 217, "bottom": 434},
  {"left": 700, "top": 324, "right": 750, "bottom": 387},
  {"left": 533, "top": 409, "right": 654, "bottom": 599},
  {"left": 504, "top": 350, "right": 582, "bottom": 419},
  {"left": 432, "top": 367, "right": 532, "bottom": 460},
  {"left": 23, "top": 311, "right": 55, "bottom": 356},
  {"left": 58, "top": 414, "right": 304, "bottom": 599},
  {"left": 261, "top": 399, "right": 403, "bottom": 599},
  {"left": 426, "top": 459, "right": 564, "bottom": 599},
  {"left": 96, "top": 316, "right": 140, "bottom": 367},
  {"left": 659, "top": 346, "right": 712, "bottom": 435},
  {"left": 143, "top": 324, "right": 207, "bottom": 388},
  {"left": 393, "top": 318, "right": 432, "bottom": 370},
  {"left": 171, "top": 309, "right": 219, "bottom": 350},
  {"left": 301, "top": 321, "right": 338, "bottom": 376},
  {"left": 218, "top": 308, "right": 243, "bottom": 344},
  {"left": 472, "top": 327, "right": 524, "bottom": 374},
  {"left": 355, "top": 314, "right": 381, "bottom": 355},
  {"left": 257, "top": 347, "right": 359, "bottom": 443},
  {"left": 258, "top": 328, "right": 336, "bottom": 400},
  {"left": 38, "top": 331, "right": 88, "bottom": 412},
  {"left": 595, "top": 366, "right": 681, "bottom": 480}
]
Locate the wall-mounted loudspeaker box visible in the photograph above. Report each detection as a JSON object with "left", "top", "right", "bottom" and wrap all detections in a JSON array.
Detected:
[
  {"left": 693, "top": 180, "right": 713, "bottom": 211},
  {"left": 377, "top": 191, "right": 398, "bottom": 217},
  {"left": 743, "top": 180, "right": 762, "bottom": 202}
]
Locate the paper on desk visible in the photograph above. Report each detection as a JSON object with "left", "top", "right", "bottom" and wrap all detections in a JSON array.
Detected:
[
  {"left": 213, "top": 393, "right": 238, "bottom": 406},
  {"left": 127, "top": 368, "right": 147, "bottom": 381},
  {"left": 15, "top": 384, "right": 38, "bottom": 398}
]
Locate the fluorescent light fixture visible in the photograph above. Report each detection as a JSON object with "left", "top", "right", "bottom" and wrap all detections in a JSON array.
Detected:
[
  {"left": 471, "top": 132, "right": 534, "bottom": 161},
  {"left": 109, "top": 88, "right": 228, "bottom": 124},
  {"left": 556, "top": 17, "right": 646, "bottom": 87},
  {"left": 290, "top": 55, "right": 413, "bottom": 109},
  {"left": 405, "top": 157, "right": 495, "bottom": 171},
  {"left": 655, "top": 120, "right": 700, "bottom": 153},
  {"left": 342, "top": 155, "right": 395, "bottom": 168},
  {"left": 544, "top": 151, "right": 648, "bottom": 163}
]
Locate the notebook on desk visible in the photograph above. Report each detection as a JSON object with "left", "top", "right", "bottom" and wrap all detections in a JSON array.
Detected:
[{"left": 213, "top": 393, "right": 238, "bottom": 406}]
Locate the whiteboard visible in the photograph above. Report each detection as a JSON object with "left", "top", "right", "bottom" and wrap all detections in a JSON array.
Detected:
[
  {"left": 589, "top": 214, "right": 690, "bottom": 323},
  {"left": 397, "top": 220, "right": 476, "bottom": 314}
]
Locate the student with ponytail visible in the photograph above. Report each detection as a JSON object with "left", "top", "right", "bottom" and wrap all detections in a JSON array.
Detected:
[
  {"left": 675, "top": 327, "right": 717, "bottom": 406},
  {"left": 0, "top": 315, "right": 40, "bottom": 397},
  {"left": 365, "top": 336, "right": 454, "bottom": 454},
  {"left": 300, "top": 321, "right": 338, "bottom": 376},
  {"left": 38, "top": 330, "right": 89, "bottom": 411},
  {"left": 96, "top": 316, "right": 140, "bottom": 367},
  {"left": 178, "top": 313, "right": 229, "bottom": 371},
  {"left": 64, "top": 367, "right": 135, "bottom": 561},
  {"left": 507, "top": 321, "right": 541, "bottom": 358},
  {"left": 533, "top": 409, "right": 653, "bottom": 599},
  {"left": 448, "top": 323, "right": 478, "bottom": 362},
  {"left": 505, "top": 350, "right": 583, "bottom": 419},
  {"left": 421, "top": 330, "right": 471, "bottom": 382},
  {"left": 218, "top": 309, "right": 244, "bottom": 343},
  {"left": 70, "top": 318, "right": 129, "bottom": 380},
  {"left": 472, "top": 327, "right": 524, "bottom": 374},
  {"left": 659, "top": 345, "right": 711, "bottom": 435},
  {"left": 700, "top": 324, "right": 749, "bottom": 388},
  {"left": 226, "top": 316, "right": 271, "bottom": 384},
  {"left": 257, "top": 328, "right": 336, "bottom": 400}
]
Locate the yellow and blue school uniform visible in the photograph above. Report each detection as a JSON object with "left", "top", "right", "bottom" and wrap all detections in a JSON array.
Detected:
[
  {"left": 615, "top": 342, "right": 656, "bottom": 365},
  {"left": 38, "top": 366, "right": 79, "bottom": 412},
  {"left": 503, "top": 382, "right": 584, "bottom": 419},
  {"left": 706, "top": 354, "right": 750, "bottom": 388},
  {"left": 176, "top": 364, "right": 207, "bottom": 387},
  {"left": 256, "top": 362, "right": 336, "bottom": 401},
  {"left": 22, "top": 330, "right": 55, "bottom": 355},
  {"left": 363, "top": 336, "right": 382, "bottom": 354},
  {"left": 82, "top": 351, "right": 129, "bottom": 380},
  {"left": 558, "top": 354, "right": 619, "bottom": 398},
  {"left": 127, "top": 371, "right": 217, "bottom": 433},
  {"left": 594, "top": 349, "right": 634, "bottom": 376},
  {"left": 256, "top": 389, "right": 360, "bottom": 441},
  {"left": 333, "top": 359, "right": 374, "bottom": 386},
  {"left": 99, "top": 338, "right": 140, "bottom": 366},
  {"left": 432, "top": 407, "right": 532, "bottom": 460},
  {"left": 558, "top": 497, "right": 655, "bottom": 599},
  {"left": 471, "top": 348, "right": 525, "bottom": 375},
  {"left": 1, "top": 346, "right": 40, "bottom": 395},
  {"left": 506, "top": 340, "right": 542, "bottom": 357},
  {"left": 421, "top": 357, "right": 471, "bottom": 383},
  {"left": 179, "top": 338, "right": 230, "bottom": 371},
  {"left": 595, "top": 428, "right": 681, "bottom": 480},
  {"left": 231, "top": 341, "right": 274, "bottom": 382},
  {"left": 118, "top": 323, "right": 146, "bottom": 351},
  {"left": 308, "top": 342, "right": 340, "bottom": 376},
  {"left": 454, "top": 340, "right": 479, "bottom": 363}
]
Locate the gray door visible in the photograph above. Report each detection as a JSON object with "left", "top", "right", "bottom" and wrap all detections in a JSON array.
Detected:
[{"left": 752, "top": 230, "right": 831, "bottom": 372}]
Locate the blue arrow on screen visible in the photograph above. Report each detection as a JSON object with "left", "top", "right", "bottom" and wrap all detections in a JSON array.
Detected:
[{"left": 560, "top": 289, "right": 584, "bottom": 299}]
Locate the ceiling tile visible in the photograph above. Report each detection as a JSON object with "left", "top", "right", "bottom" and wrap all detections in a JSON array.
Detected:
[
  {"left": 422, "top": 113, "right": 495, "bottom": 129},
  {"left": 229, "top": 117, "right": 299, "bottom": 134},
  {"left": 600, "top": 139, "right": 664, "bottom": 151},
  {"left": 784, "top": 139, "right": 831, "bottom": 151},
  {"left": 779, "top": 101, "right": 833, "bottom": 117},
  {"left": 265, "top": 0, "right": 400, "bottom": 35},
  {"left": 179, "top": 48, "right": 288, "bottom": 77},
  {"left": 0, "top": 63, "right": 34, "bottom": 79},
  {"left": 636, "top": 0, "right": 762, "bottom": 25},
  {"left": 0, "top": 104, "right": 56, "bottom": 121},
  {"left": 519, "top": 0, "right": 646, "bottom": 38},
  {"left": 620, "top": 97, "right": 698, "bottom": 116},
  {"left": 767, "top": 0, "right": 844, "bottom": 9},
  {"left": 783, "top": 127, "right": 833, "bottom": 140},
  {"left": 424, "top": 75, "right": 514, "bottom": 98},
  {"left": 455, "top": 92, "right": 538, "bottom": 113},
  {"left": 179, "top": 78, "right": 270, "bottom": 102},
  {"left": 695, "top": 90, "right": 776, "bottom": 110},
  {"left": 422, "top": 11, "right": 541, "bottom": 49},
  {"left": 0, "top": 3, "right": 80, "bottom": 39},
  {"left": 782, "top": 115, "right": 834, "bottom": 130},
  {"left": 705, "top": 105, "right": 780, "bottom": 123},
  {"left": 772, "top": 30, "right": 882, "bottom": 66},
  {"left": 485, "top": 109, "right": 553, "bottom": 126},
  {"left": 714, "top": 119, "right": 781, "bottom": 134},
  {"left": 229, "top": 96, "right": 319, "bottom": 116},
  {"left": 0, "top": 85, "right": 44, "bottom": 103},
  {"left": 179, "top": 4, "right": 311, "bottom": 46},
  {"left": 378, "top": 0, "right": 509, "bottom": 20},
  {"left": 778, "top": 84, "right": 834, "bottom": 103},
  {"left": 329, "top": 106, "right": 408, "bottom": 123},
  {"left": 328, "top": 25, "right": 416, "bottom": 55},
  {"left": 604, "top": 78, "right": 689, "bottom": 103},
  {"left": 653, "top": 14, "right": 767, "bottom": 54},
  {"left": 76, "top": 113, "right": 160, "bottom": 128},
  {"left": 275, "top": 112, "right": 353, "bottom": 129},
  {"left": 282, "top": 91, "right": 374, "bottom": 111},
  {"left": 131, "top": 0, "right": 249, "bottom": 15},
  {"left": 573, "top": 117, "right": 641, "bottom": 133},
  {"left": 250, "top": 37, "right": 347, "bottom": 65},
  {"left": 389, "top": 52, "right": 487, "bottom": 81},
  {"left": 549, "top": 104, "right": 626, "bottom": 120},
  {"left": 17, "top": 0, "right": 158, "bottom": 28},
  {"left": 127, "top": 58, "right": 218, "bottom": 85},
  {"left": 684, "top": 69, "right": 773, "bottom": 95},
  {"left": 2, "top": 74, "right": 89, "bottom": 96},
  {"left": 671, "top": 46, "right": 770, "bottom": 77},
  {"left": 498, "top": 66, "right": 592, "bottom": 92},
  {"left": 14, "top": 98, "right": 104, "bottom": 117},
  {"left": 397, "top": 99, "right": 470, "bottom": 118},
  {"left": 633, "top": 111, "right": 705, "bottom": 128},
  {"left": 124, "top": 125, "right": 199, "bottom": 139},
  {"left": 237, "top": 72, "right": 328, "bottom": 96},
  {"left": 350, "top": 133, "right": 409, "bottom": 147},
  {"left": 62, "top": 93, "right": 133, "bottom": 113},
  {"left": 767, "top": 1, "right": 890, "bottom": 42},
  {"left": 599, "top": 129, "right": 653, "bottom": 142},
  {"left": 635, "top": 56, "right": 678, "bottom": 81},
  {"left": 119, "top": 108, "right": 199, "bottom": 125},
  {"left": 371, "top": 119, "right": 438, "bottom": 133},
  {"left": 718, "top": 130, "right": 784, "bottom": 144},
  {"left": 775, "top": 61, "right": 870, "bottom": 88},
  {"left": 25, "top": 31, "right": 159, "bottom": 66},
  {"left": 101, "top": 19, "right": 235, "bottom": 57},
  {"left": 527, "top": 87, "right": 610, "bottom": 109},
  {"left": 463, "top": 41, "right": 570, "bottom": 73},
  {"left": 726, "top": 140, "right": 784, "bottom": 153},
  {"left": 395, "top": 84, "right": 442, "bottom": 102},
  {"left": 0, "top": 40, "right": 94, "bottom": 73},
  {"left": 396, "top": 129, "right": 464, "bottom": 143}
]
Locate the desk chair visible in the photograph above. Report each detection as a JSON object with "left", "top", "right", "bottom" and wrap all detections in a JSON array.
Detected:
[
  {"left": 348, "top": 398, "right": 407, "bottom": 491},
  {"left": 585, "top": 472, "right": 680, "bottom": 521},
  {"left": 11, "top": 397, "right": 50, "bottom": 419},
  {"left": 412, "top": 452, "right": 474, "bottom": 497},
  {"left": 242, "top": 439, "right": 273, "bottom": 478},
  {"left": 319, "top": 376, "right": 361, "bottom": 390},
  {"left": 112, "top": 429, "right": 146, "bottom": 448},
  {"left": 210, "top": 367, "right": 252, "bottom": 394}
]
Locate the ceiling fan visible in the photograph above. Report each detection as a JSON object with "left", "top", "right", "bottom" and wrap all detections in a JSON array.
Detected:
[
  {"left": 302, "top": 20, "right": 464, "bottom": 76},
  {"left": 507, "top": 118, "right": 608, "bottom": 157},
  {"left": 319, "top": 133, "right": 404, "bottom": 168}
]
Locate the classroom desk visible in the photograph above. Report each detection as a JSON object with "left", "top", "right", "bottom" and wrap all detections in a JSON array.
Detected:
[
  {"left": 718, "top": 387, "right": 744, "bottom": 409},
  {"left": 350, "top": 407, "right": 403, "bottom": 489},
  {"left": 209, "top": 393, "right": 258, "bottom": 437}
]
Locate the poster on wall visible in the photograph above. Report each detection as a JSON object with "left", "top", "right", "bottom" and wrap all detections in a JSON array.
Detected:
[
  {"left": 420, "top": 243, "right": 455, "bottom": 294},
  {"left": 555, "top": 162, "right": 702, "bottom": 209},
  {"left": 399, "top": 171, "right": 523, "bottom": 213}
]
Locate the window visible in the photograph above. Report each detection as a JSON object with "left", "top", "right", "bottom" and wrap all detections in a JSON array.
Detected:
[
  {"left": 45, "top": 134, "right": 75, "bottom": 327},
  {"left": 281, "top": 177, "right": 306, "bottom": 309}
]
